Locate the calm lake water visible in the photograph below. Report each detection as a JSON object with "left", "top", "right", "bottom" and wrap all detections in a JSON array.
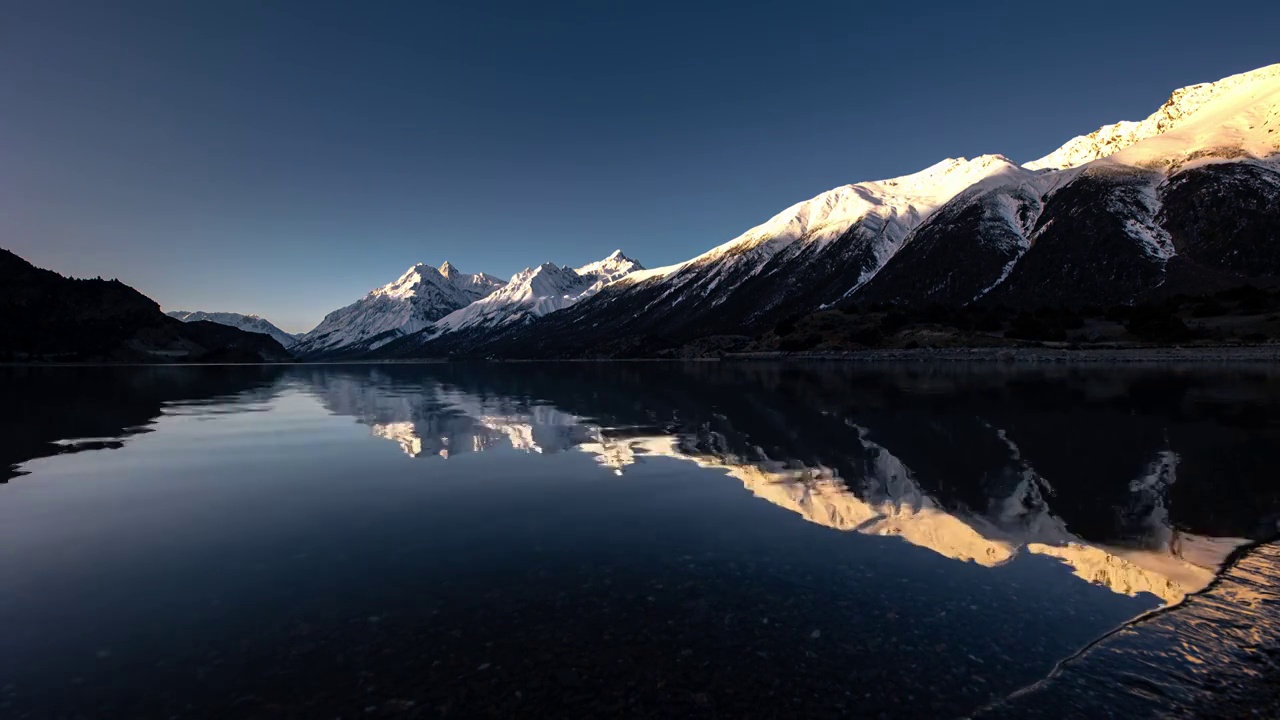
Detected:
[{"left": 2, "top": 362, "right": 1278, "bottom": 719}]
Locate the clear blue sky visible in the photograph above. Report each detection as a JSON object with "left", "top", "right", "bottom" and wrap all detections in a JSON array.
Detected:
[{"left": 2, "top": 1, "right": 1277, "bottom": 332}]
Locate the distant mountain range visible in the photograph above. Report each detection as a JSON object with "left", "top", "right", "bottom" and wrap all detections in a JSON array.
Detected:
[
  {"left": 289, "top": 261, "right": 507, "bottom": 358},
  {"left": 5, "top": 63, "right": 1279, "bottom": 361},
  {"left": 281, "top": 251, "right": 646, "bottom": 359},
  {"left": 166, "top": 311, "right": 299, "bottom": 349},
  {"left": 0, "top": 249, "right": 291, "bottom": 362}
]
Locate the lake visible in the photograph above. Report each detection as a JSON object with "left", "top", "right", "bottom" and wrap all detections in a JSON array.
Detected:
[{"left": 2, "top": 362, "right": 1278, "bottom": 719}]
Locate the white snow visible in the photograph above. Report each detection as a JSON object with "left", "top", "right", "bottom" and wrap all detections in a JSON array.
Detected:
[
  {"left": 604, "top": 155, "right": 1026, "bottom": 310},
  {"left": 430, "top": 250, "right": 644, "bottom": 336},
  {"left": 1123, "top": 179, "right": 1177, "bottom": 261},
  {"left": 698, "top": 154, "right": 1021, "bottom": 265},
  {"left": 292, "top": 261, "right": 504, "bottom": 355}
]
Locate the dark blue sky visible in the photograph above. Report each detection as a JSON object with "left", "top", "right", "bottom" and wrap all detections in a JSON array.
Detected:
[{"left": 3, "top": 1, "right": 1277, "bottom": 332}]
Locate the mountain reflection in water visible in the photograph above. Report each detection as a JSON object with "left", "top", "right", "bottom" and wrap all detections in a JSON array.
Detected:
[
  {"left": 302, "top": 364, "right": 1275, "bottom": 605},
  {"left": 1, "top": 362, "right": 1278, "bottom": 719}
]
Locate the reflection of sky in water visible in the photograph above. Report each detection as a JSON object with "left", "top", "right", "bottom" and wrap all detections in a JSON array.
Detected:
[{"left": 0, "top": 364, "right": 1276, "bottom": 718}]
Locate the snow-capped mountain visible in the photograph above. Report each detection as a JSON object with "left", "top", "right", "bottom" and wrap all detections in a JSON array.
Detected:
[
  {"left": 166, "top": 310, "right": 299, "bottom": 348},
  {"left": 292, "top": 261, "right": 504, "bottom": 357},
  {"left": 861, "top": 63, "right": 1280, "bottom": 309},
  {"left": 601, "top": 154, "right": 1020, "bottom": 303},
  {"left": 416, "top": 155, "right": 1025, "bottom": 357},
  {"left": 321, "top": 63, "right": 1280, "bottom": 359},
  {"left": 379, "top": 156, "right": 1025, "bottom": 358},
  {"left": 428, "top": 250, "right": 643, "bottom": 337},
  {"left": 574, "top": 249, "right": 646, "bottom": 288},
  {"left": 402, "top": 62, "right": 1278, "bottom": 358}
]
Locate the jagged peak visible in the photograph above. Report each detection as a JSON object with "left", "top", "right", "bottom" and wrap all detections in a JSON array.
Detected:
[
  {"left": 575, "top": 249, "right": 645, "bottom": 277},
  {"left": 439, "top": 260, "right": 457, "bottom": 277},
  {"left": 373, "top": 263, "right": 439, "bottom": 299}
]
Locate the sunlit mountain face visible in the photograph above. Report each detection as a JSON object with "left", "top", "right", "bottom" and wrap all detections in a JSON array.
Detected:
[{"left": 1, "top": 362, "right": 1277, "bottom": 718}]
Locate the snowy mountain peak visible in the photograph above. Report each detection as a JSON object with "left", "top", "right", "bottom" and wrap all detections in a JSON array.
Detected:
[
  {"left": 430, "top": 250, "right": 645, "bottom": 337},
  {"left": 291, "top": 260, "right": 505, "bottom": 356},
  {"left": 375, "top": 264, "right": 439, "bottom": 300},
  {"left": 370, "top": 261, "right": 504, "bottom": 303},
  {"left": 575, "top": 249, "right": 644, "bottom": 281},
  {"left": 1027, "top": 63, "right": 1280, "bottom": 171}
]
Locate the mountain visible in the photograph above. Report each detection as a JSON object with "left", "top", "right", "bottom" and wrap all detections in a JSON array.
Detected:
[
  {"left": 399, "top": 250, "right": 643, "bottom": 351},
  {"left": 371, "top": 62, "right": 1279, "bottom": 358},
  {"left": 859, "top": 63, "right": 1280, "bottom": 309},
  {"left": 376, "top": 158, "right": 1020, "bottom": 358},
  {"left": 291, "top": 261, "right": 504, "bottom": 357},
  {"left": 285, "top": 63, "right": 1280, "bottom": 360},
  {"left": 0, "top": 248, "right": 292, "bottom": 362},
  {"left": 166, "top": 310, "right": 299, "bottom": 348}
]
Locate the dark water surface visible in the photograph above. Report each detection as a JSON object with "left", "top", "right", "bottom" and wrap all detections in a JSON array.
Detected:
[{"left": 1, "top": 362, "right": 1278, "bottom": 719}]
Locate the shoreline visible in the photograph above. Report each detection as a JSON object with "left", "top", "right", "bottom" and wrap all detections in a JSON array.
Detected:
[
  {"left": 973, "top": 539, "right": 1280, "bottom": 719},
  {"left": 721, "top": 344, "right": 1280, "bottom": 364},
  {"left": 4, "top": 344, "right": 1280, "bottom": 367}
]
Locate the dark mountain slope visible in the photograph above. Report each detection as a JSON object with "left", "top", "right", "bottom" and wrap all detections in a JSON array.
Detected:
[
  {"left": 854, "top": 181, "right": 1045, "bottom": 308},
  {"left": 1159, "top": 160, "right": 1280, "bottom": 287},
  {"left": 979, "top": 166, "right": 1171, "bottom": 308},
  {"left": 0, "top": 248, "right": 292, "bottom": 362}
]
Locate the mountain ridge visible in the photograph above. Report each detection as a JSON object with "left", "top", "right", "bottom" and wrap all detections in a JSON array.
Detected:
[
  {"left": 166, "top": 310, "right": 299, "bottom": 348},
  {"left": 417, "top": 62, "right": 1279, "bottom": 357},
  {"left": 290, "top": 260, "right": 506, "bottom": 357},
  {"left": 426, "top": 250, "right": 645, "bottom": 339},
  {"left": 28, "top": 63, "right": 1280, "bottom": 361},
  {"left": 0, "top": 249, "right": 292, "bottom": 362}
]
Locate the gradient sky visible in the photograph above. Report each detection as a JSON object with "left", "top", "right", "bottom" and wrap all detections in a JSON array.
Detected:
[{"left": 3, "top": 1, "right": 1278, "bottom": 332}]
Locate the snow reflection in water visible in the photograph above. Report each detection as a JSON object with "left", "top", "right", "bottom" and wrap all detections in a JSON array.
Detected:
[{"left": 318, "top": 370, "right": 1250, "bottom": 607}]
